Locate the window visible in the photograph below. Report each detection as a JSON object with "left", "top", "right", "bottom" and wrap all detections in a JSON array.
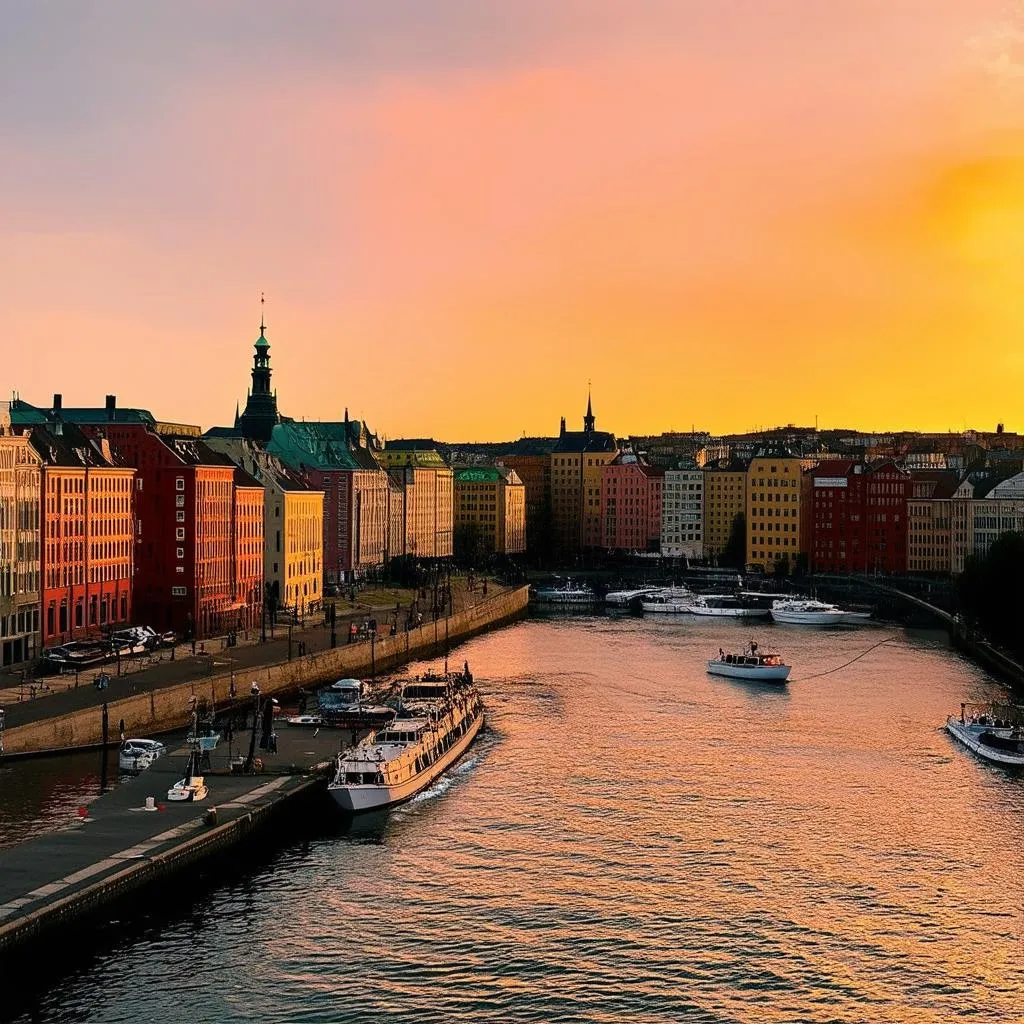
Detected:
[
  {"left": 176, "top": 528, "right": 185, "bottom": 540},
  {"left": 176, "top": 494, "right": 185, "bottom": 508},
  {"left": 171, "top": 586, "right": 187, "bottom": 597},
  {"left": 176, "top": 566, "right": 185, "bottom": 574},
  {"left": 176, "top": 511, "right": 185, "bottom": 523},
  {"left": 136, "top": 478, "right": 143, "bottom": 491},
  {"left": 176, "top": 547, "right": 185, "bottom": 558},
  {"left": 176, "top": 477, "right": 185, "bottom": 491}
]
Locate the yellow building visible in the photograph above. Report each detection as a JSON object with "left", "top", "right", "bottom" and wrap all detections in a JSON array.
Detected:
[
  {"left": 204, "top": 437, "right": 324, "bottom": 614},
  {"left": 907, "top": 471, "right": 957, "bottom": 574},
  {"left": 0, "top": 407, "right": 42, "bottom": 668},
  {"left": 550, "top": 396, "right": 617, "bottom": 557},
  {"left": 703, "top": 457, "right": 747, "bottom": 560},
  {"left": 379, "top": 442, "right": 454, "bottom": 559},
  {"left": 745, "top": 445, "right": 807, "bottom": 573},
  {"left": 454, "top": 466, "right": 526, "bottom": 555}
]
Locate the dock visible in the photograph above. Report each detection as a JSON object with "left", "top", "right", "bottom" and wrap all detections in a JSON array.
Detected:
[{"left": 0, "top": 724, "right": 345, "bottom": 960}]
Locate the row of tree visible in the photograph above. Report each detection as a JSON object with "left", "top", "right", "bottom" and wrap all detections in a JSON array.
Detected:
[{"left": 955, "top": 531, "right": 1024, "bottom": 658}]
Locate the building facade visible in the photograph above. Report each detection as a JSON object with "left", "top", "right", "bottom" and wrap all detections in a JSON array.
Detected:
[
  {"left": 454, "top": 466, "right": 527, "bottom": 556},
  {"left": 379, "top": 442, "right": 454, "bottom": 560},
  {"left": 498, "top": 452, "right": 551, "bottom": 557},
  {"left": 660, "top": 459, "right": 703, "bottom": 559},
  {"left": 550, "top": 397, "right": 617, "bottom": 559},
  {"left": 0, "top": 410, "right": 41, "bottom": 669},
  {"left": 599, "top": 455, "right": 663, "bottom": 552},
  {"left": 951, "top": 473, "right": 1024, "bottom": 574},
  {"left": 204, "top": 437, "right": 324, "bottom": 615},
  {"left": 746, "top": 445, "right": 806, "bottom": 573},
  {"left": 907, "top": 471, "right": 958, "bottom": 574},
  {"left": 31, "top": 423, "right": 135, "bottom": 647},
  {"left": 702, "top": 457, "right": 747, "bottom": 561}
]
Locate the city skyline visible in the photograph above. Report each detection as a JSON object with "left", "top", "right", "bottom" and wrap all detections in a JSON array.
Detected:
[{"left": 4, "top": 1, "right": 1023, "bottom": 439}]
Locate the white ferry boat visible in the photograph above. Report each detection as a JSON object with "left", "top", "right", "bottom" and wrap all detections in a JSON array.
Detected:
[
  {"left": 531, "top": 581, "right": 595, "bottom": 606},
  {"left": 946, "top": 706, "right": 1024, "bottom": 767},
  {"left": 707, "top": 644, "right": 791, "bottom": 682},
  {"left": 641, "top": 586, "right": 693, "bottom": 614},
  {"left": 328, "top": 673, "right": 484, "bottom": 813},
  {"left": 685, "top": 595, "right": 770, "bottom": 619},
  {"left": 770, "top": 598, "right": 847, "bottom": 625}
]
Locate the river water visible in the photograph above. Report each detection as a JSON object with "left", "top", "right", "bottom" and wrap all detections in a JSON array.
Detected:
[{"left": 5, "top": 615, "right": 1023, "bottom": 1023}]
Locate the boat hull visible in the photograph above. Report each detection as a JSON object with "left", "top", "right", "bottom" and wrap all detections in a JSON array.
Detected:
[
  {"left": 329, "top": 711, "right": 485, "bottom": 813},
  {"left": 687, "top": 606, "right": 770, "bottom": 619},
  {"left": 771, "top": 610, "right": 846, "bottom": 625},
  {"left": 707, "top": 660, "right": 791, "bottom": 682},
  {"left": 946, "top": 720, "right": 1024, "bottom": 767},
  {"left": 642, "top": 603, "right": 690, "bottom": 614}
]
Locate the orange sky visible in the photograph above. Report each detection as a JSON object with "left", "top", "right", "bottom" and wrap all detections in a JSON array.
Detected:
[{"left": 3, "top": 1, "right": 1023, "bottom": 439}]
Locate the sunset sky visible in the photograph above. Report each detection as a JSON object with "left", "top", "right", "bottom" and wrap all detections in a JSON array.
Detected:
[{"left": 3, "top": 1, "right": 1024, "bottom": 439}]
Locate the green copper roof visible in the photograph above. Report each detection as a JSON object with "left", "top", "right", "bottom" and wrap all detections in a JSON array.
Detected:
[
  {"left": 266, "top": 420, "right": 365, "bottom": 471},
  {"left": 455, "top": 467, "right": 501, "bottom": 483},
  {"left": 255, "top": 328, "right": 270, "bottom": 349}
]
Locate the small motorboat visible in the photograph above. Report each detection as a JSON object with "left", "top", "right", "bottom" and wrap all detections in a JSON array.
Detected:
[
  {"left": 167, "top": 750, "right": 209, "bottom": 802},
  {"left": 684, "top": 595, "right": 770, "bottom": 619},
  {"left": 707, "top": 644, "right": 791, "bottom": 683},
  {"left": 946, "top": 706, "right": 1024, "bottom": 767},
  {"left": 119, "top": 737, "right": 166, "bottom": 773},
  {"left": 641, "top": 587, "right": 693, "bottom": 614}
]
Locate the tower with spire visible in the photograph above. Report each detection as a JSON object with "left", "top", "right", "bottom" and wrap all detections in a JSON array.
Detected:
[
  {"left": 583, "top": 388, "right": 595, "bottom": 433},
  {"left": 237, "top": 293, "right": 281, "bottom": 442}
]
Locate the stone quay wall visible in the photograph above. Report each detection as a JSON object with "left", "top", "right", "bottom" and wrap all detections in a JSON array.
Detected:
[{"left": 3, "top": 586, "right": 529, "bottom": 756}]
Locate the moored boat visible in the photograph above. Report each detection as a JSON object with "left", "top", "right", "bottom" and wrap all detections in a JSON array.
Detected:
[
  {"left": 166, "top": 749, "right": 209, "bottom": 802},
  {"left": 770, "top": 598, "right": 847, "bottom": 625},
  {"left": 118, "top": 737, "right": 166, "bottom": 773},
  {"left": 604, "top": 587, "right": 659, "bottom": 607},
  {"left": 327, "top": 673, "right": 484, "bottom": 813},
  {"left": 707, "top": 643, "right": 791, "bottom": 682},
  {"left": 684, "top": 595, "right": 770, "bottom": 619},
  {"left": 946, "top": 705, "right": 1024, "bottom": 767},
  {"left": 641, "top": 586, "right": 693, "bottom": 614},
  {"left": 318, "top": 677, "right": 395, "bottom": 730},
  {"left": 531, "top": 580, "right": 596, "bottom": 606}
]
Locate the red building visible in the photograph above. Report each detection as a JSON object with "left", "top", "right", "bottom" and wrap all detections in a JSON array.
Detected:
[
  {"left": 232, "top": 469, "right": 264, "bottom": 631},
  {"left": 13, "top": 396, "right": 263, "bottom": 639},
  {"left": 807, "top": 460, "right": 908, "bottom": 574},
  {"left": 599, "top": 455, "right": 664, "bottom": 552},
  {"left": 30, "top": 423, "right": 136, "bottom": 646}
]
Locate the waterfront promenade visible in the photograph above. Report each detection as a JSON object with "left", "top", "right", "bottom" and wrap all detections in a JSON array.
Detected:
[{"left": 0, "top": 581, "right": 528, "bottom": 757}]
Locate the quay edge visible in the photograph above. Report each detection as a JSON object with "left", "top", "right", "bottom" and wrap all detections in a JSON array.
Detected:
[{"left": 1, "top": 585, "right": 529, "bottom": 758}]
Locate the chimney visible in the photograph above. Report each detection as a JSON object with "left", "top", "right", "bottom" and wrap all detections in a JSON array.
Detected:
[
  {"left": 560, "top": 416, "right": 566, "bottom": 437},
  {"left": 53, "top": 393, "right": 62, "bottom": 411},
  {"left": 105, "top": 395, "right": 116, "bottom": 421}
]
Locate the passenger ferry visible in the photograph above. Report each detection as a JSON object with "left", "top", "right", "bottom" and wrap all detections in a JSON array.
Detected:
[
  {"left": 946, "top": 705, "right": 1024, "bottom": 767},
  {"left": 707, "top": 644, "right": 791, "bottom": 682},
  {"left": 327, "top": 671, "right": 484, "bottom": 813},
  {"left": 531, "top": 580, "right": 596, "bottom": 607}
]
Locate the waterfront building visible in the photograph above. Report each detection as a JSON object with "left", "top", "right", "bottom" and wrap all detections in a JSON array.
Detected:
[
  {"left": 660, "top": 458, "right": 702, "bottom": 559},
  {"left": 0, "top": 407, "right": 41, "bottom": 669},
  {"left": 231, "top": 469, "right": 265, "bottom": 631},
  {"left": 498, "top": 451, "right": 552, "bottom": 557},
  {"left": 951, "top": 472, "right": 1024, "bottom": 573},
  {"left": 11, "top": 396, "right": 263, "bottom": 638},
  {"left": 267, "top": 418, "right": 390, "bottom": 582},
  {"left": 907, "top": 471, "right": 958, "bottom": 574},
  {"left": 745, "top": 444, "right": 806, "bottom": 573},
  {"left": 204, "top": 437, "right": 324, "bottom": 615},
  {"left": 702, "top": 457, "right": 747, "bottom": 561},
  {"left": 234, "top": 307, "right": 281, "bottom": 442},
  {"left": 550, "top": 396, "right": 617, "bottom": 558},
  {"left": 599, "top": 455, "right": 663, "bottom": 553},
  {"left": 454, "top": 466, "right": 526, "bottom": 556},
  {"left": 29, "top": 421, "right": 135, "bottom": 647},
  {"left": 379, "top": 441, "right": 454, "bottom": 560},
  {"left": 805, "top": 460, "right": 909, "bottom": 574}
]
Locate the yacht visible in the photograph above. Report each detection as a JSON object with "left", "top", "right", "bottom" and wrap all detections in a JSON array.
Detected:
[
  {"left": 640, "top": 586, "right": 693, "bottom": 614},
  {"left": 531, "top": 580, "right": 596, "bottom": 606},
  {"left": 318, "top": 678, "right": 395, "bottom": 730},
  {"left": 684, "top": 595, "right": 770, "bottom": 619},
  {"left": 770, "top": 598, "right": 847, "bottom": 625},
  {"left": 707, "top": 645, "right": 791, "bottom": 682},
  {"left": 118, "top": 737, "right": 166, "bottom": 773},
  {"left": 946, "top": 707, "right": 1024, "bottom": 767},
  {"left": 166, "top": 749, "right": 209, "bottom": 802},
  {"left": 328, "top": 674, "right": 484, "bottom": 813}
]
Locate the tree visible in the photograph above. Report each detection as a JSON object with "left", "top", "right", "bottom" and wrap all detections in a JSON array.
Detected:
[
  {"left": 956, "top": 531, "right": 1024, "bottom": 657},
  {"left": 772, "top": 553, "right": 791, "bottom": 579},
  {"left": 720, "top": 512, "right": 746, "bottom": 569}
]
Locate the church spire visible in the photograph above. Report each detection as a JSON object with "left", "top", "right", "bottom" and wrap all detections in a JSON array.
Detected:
[{"left": 584, "top": 383, "right": 595, "bottom": 432}]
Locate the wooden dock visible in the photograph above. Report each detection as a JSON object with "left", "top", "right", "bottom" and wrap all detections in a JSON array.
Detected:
[{"left": 0, "top": 725, "right": 345, "bottom": 960}]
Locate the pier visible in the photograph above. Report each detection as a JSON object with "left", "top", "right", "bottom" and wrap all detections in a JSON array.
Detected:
[{"left": 0, "top": 725, "right": 344, "bottom": 961}]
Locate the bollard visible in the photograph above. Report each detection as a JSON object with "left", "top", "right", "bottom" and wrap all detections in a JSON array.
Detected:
[
  {"left": 204, "top": 806, "right": 218, "bottom": 827},
  {"left": 144, "top": 796, "right": 158, "bottom": 812}
]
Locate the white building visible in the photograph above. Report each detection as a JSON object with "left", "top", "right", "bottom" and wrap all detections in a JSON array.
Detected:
[
  {"left": 950, "top": 473, "right": 1024, "bottom": 573},
  {"left": 661, "top": 460, "right": 703, "bottom": 559}
]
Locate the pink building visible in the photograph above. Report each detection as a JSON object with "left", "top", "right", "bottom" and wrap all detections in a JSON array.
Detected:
[{"left": 600, "top": 455, "right": 664, "bottom": 552}]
